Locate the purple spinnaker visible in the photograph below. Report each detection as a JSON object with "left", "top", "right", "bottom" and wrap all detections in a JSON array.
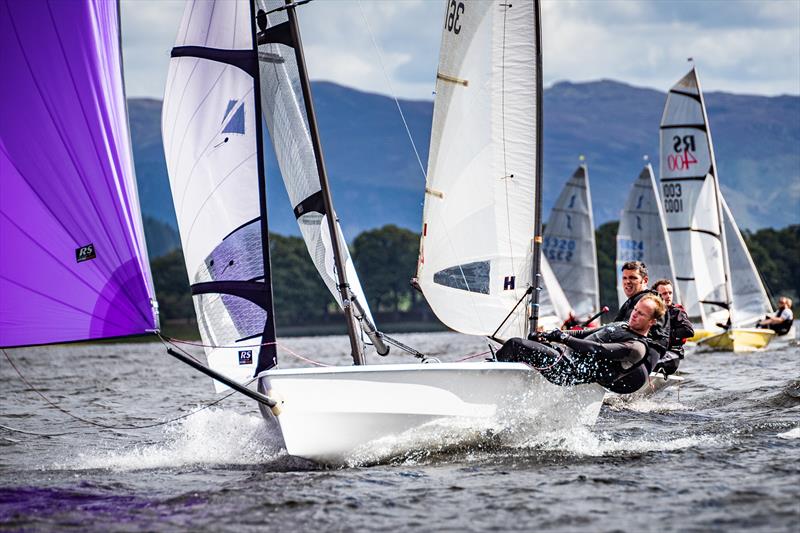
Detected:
[{"left": 0, "top": 0, "right": 157, "bottom": 347}]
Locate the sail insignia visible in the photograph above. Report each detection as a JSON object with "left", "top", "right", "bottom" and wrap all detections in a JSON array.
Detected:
[{"left": 221, "top": 100, "right": 247, "bottom": 135}]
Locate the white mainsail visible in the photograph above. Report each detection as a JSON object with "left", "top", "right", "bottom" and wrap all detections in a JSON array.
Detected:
[
  {"left": 418, "top": 1, "right": 555, "bottom": 339},
  {"left": 616, "top": 163, "right": 679, "bottom": 307},
  {"left": 163, "top": 0, "right": 273, "bottom": 389},
  {"left": 721, "top": 197, "right": 773, "bottom": 326},
  {"left": 256, "top": 0, "right": 376, "bottom": 329},
  {"left": 659, "top": 68, "right": 729, "bottom": 329},
  {"left": 544, "top": 164, "right": 600, "bottom": 318}
]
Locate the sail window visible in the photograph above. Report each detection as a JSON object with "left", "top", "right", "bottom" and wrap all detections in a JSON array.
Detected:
[{"left": 433, "top": 261, "right": 490, "bottom": 294}]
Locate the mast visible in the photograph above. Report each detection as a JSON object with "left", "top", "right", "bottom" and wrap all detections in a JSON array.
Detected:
[
  {"left": 249, "top": 0, "right": 280, "bottom": 374},
  {"left": 695, "top": 67, "right": 734, "bottom": 319},
  {"left": 528, "top": 0, "right": 544, "bottom": 335},
  {"left": 279, "top": 0, "right": 365, "bottom": 365}
]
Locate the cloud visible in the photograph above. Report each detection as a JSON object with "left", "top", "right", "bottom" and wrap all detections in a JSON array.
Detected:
[
  {"left": 120, "top": 0, "right": 800, "bottom": 100},
  {"left": 542, "top": 0, "right": 800, "bottom": 96}
]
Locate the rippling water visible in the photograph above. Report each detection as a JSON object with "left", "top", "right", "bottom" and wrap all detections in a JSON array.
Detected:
[{"left": 1, "top": 332, "right": 798, "bottom": 531}]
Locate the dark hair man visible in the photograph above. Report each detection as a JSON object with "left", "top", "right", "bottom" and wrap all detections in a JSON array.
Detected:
[
  {"left": 497, "top": 294, "right": 666, "bottom": 394},
  {"left": 651, "top": 279, "right": 694, "bottom": 375}
]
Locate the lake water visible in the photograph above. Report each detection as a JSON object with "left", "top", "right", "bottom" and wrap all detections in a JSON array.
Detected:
[{"left": 1, "top": 332, "right": 798, "bottom": 531}]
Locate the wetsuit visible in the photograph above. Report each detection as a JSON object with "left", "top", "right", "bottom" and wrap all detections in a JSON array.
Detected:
[
  {"left": 616, "top": 288, "right": 670, "bottom": 369},
  {"left": 758, "top": 308, "right": 794, "bottom": 335},
  {"left": 653, "top": 304, "right": 694, "bottom": 376},
  {"left": 496, "top": 322, "right": 659, "bottom": 394}
]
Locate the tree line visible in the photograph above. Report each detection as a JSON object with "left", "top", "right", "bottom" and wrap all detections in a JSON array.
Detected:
[{"left": 151, "top": 223, "right": 799, "bottom": 334}]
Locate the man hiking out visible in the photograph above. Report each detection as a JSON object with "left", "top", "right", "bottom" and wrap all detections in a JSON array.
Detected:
[{"left": 496, "top": 294, "right": 666, "bottom": 394}]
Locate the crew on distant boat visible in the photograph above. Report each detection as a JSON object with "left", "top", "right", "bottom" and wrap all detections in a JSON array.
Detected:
[
  {"left": 756, "top": 297, "right": 794, "bottom": 335},
  {"left": 615, "top": 261, "right": 669, "bottom": 352},
  {"left": 561, "top": 312, "right": 582, "bottom": 330},
  {"left": 496, "top": 295, "right": 665, "bottom": 394},
  {"left": 651, "top": 279, "right": 694, "bottom": 375}
]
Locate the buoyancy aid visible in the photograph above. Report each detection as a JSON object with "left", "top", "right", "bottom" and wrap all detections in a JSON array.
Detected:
[
  {"left": 771, "top": 309, "right": 794, "bottom": 335},
  {"left": 579, "top": 323, "right": 656, "bottom": 394}
]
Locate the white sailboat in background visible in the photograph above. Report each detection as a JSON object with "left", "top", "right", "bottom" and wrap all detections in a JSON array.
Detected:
[
  {"left": 659, "top": 67, "right": 774, "bottom": 352},
  {"left": 543, "top": 163, "right": 601, "bottom": 323},
  {"left": 162, "top": 0, "right": 603, "bottom": 464},
  {"left": 616, "top": 162, "right": 680, "bottom": 308}
]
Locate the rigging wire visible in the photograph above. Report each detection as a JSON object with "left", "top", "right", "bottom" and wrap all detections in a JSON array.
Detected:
[
  {"left": 356, "top": 0, "right": 427, "bottom": 182},
  {"left": 1, "top": 348, "right": 245, "bottom": 432}
]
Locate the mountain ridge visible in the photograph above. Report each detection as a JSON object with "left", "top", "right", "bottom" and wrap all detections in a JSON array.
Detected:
[{"left": 130, "top": 78, "right": 799, "bottom": 243}]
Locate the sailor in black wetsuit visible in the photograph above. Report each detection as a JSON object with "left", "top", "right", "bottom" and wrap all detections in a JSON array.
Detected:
[
  {"left": 496, "top": 294, "right": 666, "bottom": 394},
  {"left": 757, "top": 296, "right": 794, "bottom": 335},
  {"left": 615, "top": 261, "right": 668, "bottom": 350},
  {"left": 652, "top": 279, "right": 694, "bottom": 375}
]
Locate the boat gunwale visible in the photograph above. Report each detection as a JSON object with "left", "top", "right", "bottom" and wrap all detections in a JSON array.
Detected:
[{"left": 259, "top": 361, "right": 537, "bottom": 378}]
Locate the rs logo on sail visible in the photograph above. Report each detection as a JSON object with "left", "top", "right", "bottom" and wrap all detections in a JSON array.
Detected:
[
  {"left": 75, "top": 244, "right": 96, "bottom": 263},
  {"left": 668, "top": 135, "right": 698, "bottom": 171}
]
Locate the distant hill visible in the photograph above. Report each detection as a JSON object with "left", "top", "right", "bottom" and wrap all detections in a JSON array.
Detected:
[{"left": 129, "top": 80, "right": 799, "bottom": 240}]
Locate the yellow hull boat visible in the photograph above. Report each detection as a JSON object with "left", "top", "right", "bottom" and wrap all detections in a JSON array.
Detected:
[
  {"left": 688, "top": 329, "right": 716, "bottom": 343},
  {"left": 697, "top": 328, "right": 775, "bottom": 352}
]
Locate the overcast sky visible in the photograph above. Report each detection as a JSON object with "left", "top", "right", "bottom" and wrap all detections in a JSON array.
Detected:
[{"left": 121, "top": 0, "right": 800, "bottom": 100}]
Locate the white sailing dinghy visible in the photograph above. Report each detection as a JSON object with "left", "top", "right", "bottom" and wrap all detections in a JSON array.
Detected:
[
  {"left": 163, "top": 0, "right": 603, "bottom": 464},
  {"left": 659, "top": 67, "right": 774, "bottom": 352},
  {"left": 543, "top": 163, "right": 601, "bottom": 323}
]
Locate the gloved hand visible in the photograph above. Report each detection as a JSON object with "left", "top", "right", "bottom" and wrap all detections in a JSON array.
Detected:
[
  {"left": 527, "top": 330, "right": 546, "bottom": 342},
  {"left": 542, "top": 328, "right": 569, "bottom": 343}
]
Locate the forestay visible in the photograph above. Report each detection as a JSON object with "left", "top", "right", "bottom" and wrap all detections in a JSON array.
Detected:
[
  {"left": 162, "top": 0, "right": 277, "bottom": 389},
  {"left": 616, "top": 164, "right": 679, "bottom": 308},
  {"left": 659, "top": 68, "right": 728, "bottom": 328},
  {"left": 255, "top": 0, "right": 376, "bottom": 329},
  {"left": 721, "top": 197, "right": 773, "bottom": 326},
  {"left": 544, "top": 165, "right": 600, "bottom": 318},
  {"left": 0, "top": 0, "right": 158, "bottom": 348},
  {"left": 418, "top": 0, "right": 549, "bottom": 339}
]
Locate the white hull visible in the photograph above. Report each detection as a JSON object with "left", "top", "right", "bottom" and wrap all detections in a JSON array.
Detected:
[{"left": 258, "top": 362, "right": 605, "bottom": 464}]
